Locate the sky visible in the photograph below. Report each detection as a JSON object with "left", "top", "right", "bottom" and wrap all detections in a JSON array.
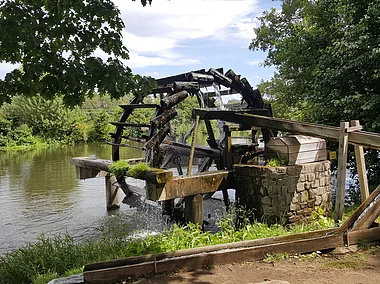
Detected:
[{"left": 0, "top": 0, "right": 281, "bottom": 95}]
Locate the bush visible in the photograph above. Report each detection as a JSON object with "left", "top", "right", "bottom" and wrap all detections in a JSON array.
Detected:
[{"left": 87, "top": 110, "right": 112, "bottom": 142}]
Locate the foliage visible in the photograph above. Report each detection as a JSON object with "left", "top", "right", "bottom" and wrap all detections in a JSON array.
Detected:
[
  {"left": 0, "top": 1, "right": 157, "bottom": 106},
  {"left": 127, "top": 162, "right": 151, "bottom": 178},
  {"left": 0, "top": 209, "right": 337, "bottom": 284},
  {"left": 109, "top": 161, "right": 151, "bottom": 178},
  {"left": 251, "top": 0, "right": 380, "bottom": 129},
  {"left": 87, "top": 110, "right": 113, "bottom": 142},
  {"left": 266, "top": 158, "right": 288, "bottom": 167},
  {"left": 251, "top": 0, "right": 380, "bottom": 191},
  {"left": 171, "top": 95, "right": 201, "bottom": 138},
  {"left": 109, "top": 160, "right": 130, "bottom": 177},
  {"left": 3, "top": 95, "right": 87, "bottom": 143}
]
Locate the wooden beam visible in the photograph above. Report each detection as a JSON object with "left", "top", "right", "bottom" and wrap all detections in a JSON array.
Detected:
[
  {"left": 335, "top": 122, "right": 350, "bottom": 222},
  {"left": 160, "top": 140, "right": 221, "bottom": 159},
  {"left": 146, "top": 170, "right": 234, "bottom": 201},
  {"left": 70, "top": 157, "right": 173, "bottom": 184},
  {"left": 339, "top": 184, "right": 380, "bottom": 232},
  {"left": 193, "top": 109, "right": 380, "bottom": 150},
  {"left": 160, "top": 90, "right": 188, "bottom": 109},
  {"left": 351, "top": 120, "right": 369, "bottom": 201},
  {"left": 119, "top": 104, "right": 159, "bottom": 109},
  {"left": 105, "top": 174, "right": 120, "bottom": 210}
]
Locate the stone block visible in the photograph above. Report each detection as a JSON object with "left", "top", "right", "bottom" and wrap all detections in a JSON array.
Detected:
[
  {"left": 312, "top": 180, "right": 319, "bottom": 188},
  {"left": 302, "top": 208, "right": 313, "bottom": 216},
  {"left": 301, "top": 190, "right": 309, "bottom": 202},
  {"left": 307, "top": 173, "right": 315, "bottom": 182},
  {"left": 299, "top": 174, "right": 306, "bottom": 182},
  {"left": 319, "top": 178, "right": 325, "bottom": 187},
  {"left": 304, "top": 182, "right": 311, "bottom": 190},
  {"left": 299, "top": 202, "right": 308, "bottom": 209},
  {"left": 315, "top": 195, "right": 322, "bottom": 206},
  {"left": 307, "top": 198, "right": 315, "bottom": 208},
  {"left": 292, "top": 193, "right": 299, "bottom": 203},
  {"left": 322, "top": 193, "right": 329, "bottom": 203},
  {"left": 296, "top": 183, "right": 304, "bottom": 192},
  {"left": 288, "top": 215, "right": 301, "bottom": 223},
  {"left": 289, "top": 203, "right": 297, "bottom": 211},
  {"left": 309, "top": 188, "right": 318, "bottom": 198}
]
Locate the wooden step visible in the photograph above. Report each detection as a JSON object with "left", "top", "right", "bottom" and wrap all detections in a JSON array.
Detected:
[
  {"left": 119, "top": 104, "right": 159, "bottom": 109},
  {"left": 110, "top": 122, "right": 150, "bottom": 128}
]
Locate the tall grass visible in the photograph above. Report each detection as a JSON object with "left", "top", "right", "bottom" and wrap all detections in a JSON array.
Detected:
[{"left": 0, "top": 211, "right": 336, "bottom": 284}]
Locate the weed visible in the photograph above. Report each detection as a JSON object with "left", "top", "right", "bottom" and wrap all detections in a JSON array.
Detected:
[{"left": 263, "top": 253, "right": 289, "bottom": 263}]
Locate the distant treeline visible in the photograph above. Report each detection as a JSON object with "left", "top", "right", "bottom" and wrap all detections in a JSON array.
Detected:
[{"left": 0, "top": 93, "right": 202, "bottom": 151}]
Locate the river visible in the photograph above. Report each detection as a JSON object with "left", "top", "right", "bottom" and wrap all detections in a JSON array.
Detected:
[{"left": 0, "top": 143, "right": 169, "bottom": 256}]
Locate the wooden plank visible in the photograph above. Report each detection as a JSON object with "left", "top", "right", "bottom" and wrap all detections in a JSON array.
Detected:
[
  {"left": 160, "top": 90, "right": 188, "bottom": 109},
  {"left": 335, "top": 122, "right": 349, "bottom": 222},
  {"left": 351, "top": 195, "right": 380, "bottom": 231},
  {"left": 119, "top": 104, "right": 159, "bottom": 109},
  {"left": 71, "top": 157, "right": 112, "bottom": 172},
  {"left": 160, "top": 140, "right": 221, "bottom": 159},
  {"left": 83, "top": 232, "right": 343, "bottom": 283},
  {"left": 351, "top": 120, "right": 369, "bottom": 201},
  {"left": 146, "top": 170, "right": 234, "bottom": 201},
  {"left": 347, "top": 226, "right": 380, "bottom": 245},
  {"left": 105, "top": 175, "right": 120, "bottom": 210},
  {"left": 339, "top": 184, "right": 380, "bottom": 232},
  {"left": 193, "top": 110, "right": 380, "bottom": 150},
  {"left": 71, "top": 157, "right": 173, "bottom": 184},
  {"left": 110, "top": 122, "right": 150, "bottom": 128},
  {"left": 187, "top": 115, "right": 200, "bottom": 176}
]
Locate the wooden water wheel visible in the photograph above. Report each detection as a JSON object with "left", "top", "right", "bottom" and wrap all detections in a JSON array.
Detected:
[{"left": 109, "top": 68, "right": 275, "bottom": 217}]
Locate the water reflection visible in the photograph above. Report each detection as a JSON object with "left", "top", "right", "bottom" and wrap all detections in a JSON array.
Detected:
[{"left": 0, "top": 143, "right": 156, "bottom": 256}]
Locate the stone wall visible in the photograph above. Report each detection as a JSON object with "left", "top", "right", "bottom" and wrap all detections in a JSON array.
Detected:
[{"left": 234, "top": 161, "right": 332, "bottom": 225}]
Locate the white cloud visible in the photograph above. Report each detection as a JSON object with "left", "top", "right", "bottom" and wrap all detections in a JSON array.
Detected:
[
  {"left": 245, "top": 60, "right": 262, "bottom": 66},
  {"left": 113, "top": 0, "right": 261, "bottom": 68}
]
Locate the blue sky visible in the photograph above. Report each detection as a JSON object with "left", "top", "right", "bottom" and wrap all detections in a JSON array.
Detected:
[{"left": 0, "top": 0, "right": 281, "bottom": 93}]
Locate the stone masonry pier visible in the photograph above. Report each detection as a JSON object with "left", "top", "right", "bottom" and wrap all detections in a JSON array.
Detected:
[{"left": 234, "top": 161, "right": 332, "bottom": 224}]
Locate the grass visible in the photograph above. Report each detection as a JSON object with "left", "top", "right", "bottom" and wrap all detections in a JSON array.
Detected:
[{"left": 0, "top": 210, "right": 338, "bottom": 284}]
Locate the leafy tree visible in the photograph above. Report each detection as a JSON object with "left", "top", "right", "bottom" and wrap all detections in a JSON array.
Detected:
[
  {"left": 0, "top": 0, "right": 155, "bottom": 106},
  {"left": 251, "top": 0, "right": 380, "bottom": 131},
  {"left": 251, "top": 0, "right": 380, "bottom": 192}
]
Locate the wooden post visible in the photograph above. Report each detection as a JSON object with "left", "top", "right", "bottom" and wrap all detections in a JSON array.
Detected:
[
  {"left": 105, "top": 174, "right": 120, "bottom": 210},
  {"left": 334, "top": 122, "right": 349, "bottom": 222},
  {"left": 184, "top": 194, "right": 203, "bottom": 226},
  {"left": 187, "top": 115, "right": 200, "bottom": 176},
  {"left": 184, "top": 116, "right": 203, "bottom": 226},
  {"left": 350, "top": 120, "right": 369, "bottom": 202}
]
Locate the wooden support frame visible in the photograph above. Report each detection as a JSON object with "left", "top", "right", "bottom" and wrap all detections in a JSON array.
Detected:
[
  {"left": 351, "top": 120, "right": 369, "bottom": 201},
  {"left": 335, "top": 122, "right": 350, "bottom": 222}
]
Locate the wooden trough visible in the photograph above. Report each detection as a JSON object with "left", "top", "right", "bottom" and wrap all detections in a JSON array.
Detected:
[{"left": 82, "top": 185, "right": 380, "bottom": 284}]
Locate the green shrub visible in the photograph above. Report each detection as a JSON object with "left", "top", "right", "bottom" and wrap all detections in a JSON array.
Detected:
[
  {"left": 87, "top": 110, "right": 112, "bottom": 142},
  {"left": 109, "top": 160, "right": 130, "bottom": 177}
]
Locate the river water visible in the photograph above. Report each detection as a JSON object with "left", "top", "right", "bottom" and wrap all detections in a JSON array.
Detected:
[{"left": 0, "top": 143, "right": 170, "bottom": 256}]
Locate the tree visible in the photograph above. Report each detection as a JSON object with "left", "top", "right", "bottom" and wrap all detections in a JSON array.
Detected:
[
  {"left": 251, "top": 0, "right": 380, "bottom": 132},
  {"left": 0, "top": 0, "right": 154, "bottom": 106},
  {"left": 251, "top": 0, "right": 380, "bottom": 193}
]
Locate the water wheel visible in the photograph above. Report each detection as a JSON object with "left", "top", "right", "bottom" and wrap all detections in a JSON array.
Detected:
[{"left": 109, "top": 68, "right": 275, "bottom": 218}]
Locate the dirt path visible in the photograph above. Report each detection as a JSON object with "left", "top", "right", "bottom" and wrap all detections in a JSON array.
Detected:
[{"left": 133, "top": 246, "right": 380, "bottom": 284}]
